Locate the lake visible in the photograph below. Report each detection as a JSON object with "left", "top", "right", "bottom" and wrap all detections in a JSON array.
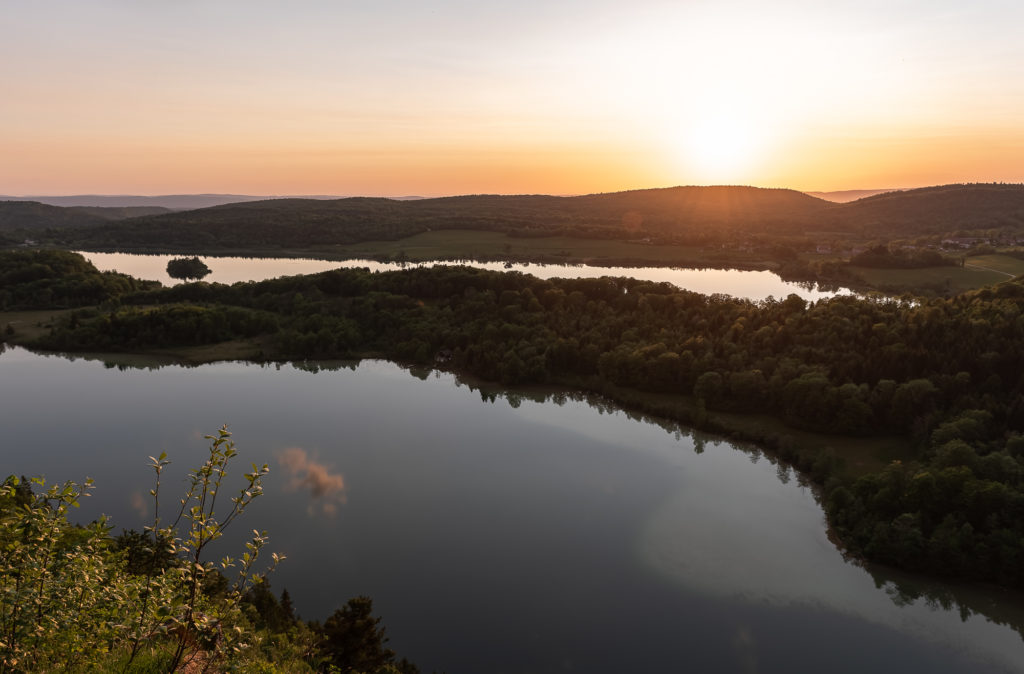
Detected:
[
  {"left": 2, "top": 345, "right": 1023, "bottom": 673},
  {"left": 73, "top": 251, "right": 851, "bottom": 302}
]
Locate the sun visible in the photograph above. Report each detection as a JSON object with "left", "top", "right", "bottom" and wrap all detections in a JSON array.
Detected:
[{"left": 678, "top": 109, "right": 765, "bottom": 182}]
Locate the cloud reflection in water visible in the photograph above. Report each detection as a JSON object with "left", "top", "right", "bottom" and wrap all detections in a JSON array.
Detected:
[{"left": 276, "top": 447, "right": 346, "bottom": 517}]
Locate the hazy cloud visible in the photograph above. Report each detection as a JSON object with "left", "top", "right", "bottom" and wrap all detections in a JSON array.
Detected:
[
  {"left": 277, "top": 447, "right": 346, "bottom": 517},
  {"left": 733, "top": 625, "right": 758, "bottom": 674},
  {"left": 130, "top": 490, "right": 147, "bottom": 519}
]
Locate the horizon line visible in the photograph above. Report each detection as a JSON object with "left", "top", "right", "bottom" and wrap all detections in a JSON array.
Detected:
[{"left": 6, "top": 181, "right": 1024, "bottom": 201}]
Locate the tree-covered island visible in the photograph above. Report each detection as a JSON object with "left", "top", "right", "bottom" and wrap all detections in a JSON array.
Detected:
[{"left": 166, "top": 256, "right": 212, "bottom": 281}]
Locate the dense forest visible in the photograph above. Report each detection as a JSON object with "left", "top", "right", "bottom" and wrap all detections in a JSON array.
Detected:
[
  {"left": 849, "top": 244, "right": 958, "bottom": 269},
  {"left": 0, "top": 248, "right": 159, "bottom": 307},
  {"left": 3, "top": 250, "right": 1024, "bottom": 591},
  {"left": 166, "top": 256, "right": 212, "bottom": 281}
]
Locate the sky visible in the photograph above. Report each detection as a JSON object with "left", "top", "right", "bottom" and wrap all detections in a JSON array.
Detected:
[{"left": 2, "top": 0, "right": 1023, "bottom": 196}]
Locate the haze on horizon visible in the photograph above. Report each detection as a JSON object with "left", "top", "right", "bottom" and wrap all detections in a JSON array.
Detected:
[{"left": 2, "top": 0, "right": 1023, "bottom": 198}]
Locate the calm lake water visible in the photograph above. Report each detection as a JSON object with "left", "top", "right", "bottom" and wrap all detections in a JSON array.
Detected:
[
  {"left": 2, "top": 345, "right": 1023, "bottom": 673},
  {"left": 74, "top": 251, "right": 850, "bottom": 302}
]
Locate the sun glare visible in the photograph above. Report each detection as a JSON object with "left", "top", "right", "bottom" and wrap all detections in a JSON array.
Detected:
[{"left": 681, "top": 110, "right": 762, "bottom": 181}]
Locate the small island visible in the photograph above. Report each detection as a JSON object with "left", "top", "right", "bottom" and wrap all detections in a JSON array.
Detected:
[{"left": 166, "top": 256, "right": 211, "bottom": 281}]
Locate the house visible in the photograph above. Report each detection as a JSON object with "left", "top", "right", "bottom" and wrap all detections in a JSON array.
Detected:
[{"left": 942, "top": 237, "right": 984, "bottom": 249}]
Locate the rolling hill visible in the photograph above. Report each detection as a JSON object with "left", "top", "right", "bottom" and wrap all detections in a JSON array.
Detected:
[
  {"left": 16, "top": 183, "right": 1024, "bottom": 253},
  {"left": 822, "top": 184, "right": 1024, "bottom": 234},
  {"left": 0, "top": 201, "right": 107, "bottom": 232},
  {"left": 51, "top": 186, "right": 831, "bottom": 250},
  {"left": 0, "top": 201, "right": 174, "bottom": 233},
  {"left": 805, "top": 189, "right": 894, "bottom": 203},
  {"left": 0, "top": 194, "right": 298, "bottom": 210}
]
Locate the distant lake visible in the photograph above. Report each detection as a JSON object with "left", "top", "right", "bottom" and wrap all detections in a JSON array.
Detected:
[
  {"left": 2, "top": 345, "right": 1022, "bottom": 673},
  {"left": 74, "top": 251, "right": 851, "bottom": 302}
]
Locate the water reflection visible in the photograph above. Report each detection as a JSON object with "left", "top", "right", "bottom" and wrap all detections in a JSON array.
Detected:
[
  {"left": 2, "top": 345, "right": 1024, "bottom": 673},
  {"left": 864, "top": 564, "right": 1024, "bottom": 643},
  {"left": 74, "top": 250, "right": 850, "bottom": 302},
  {"left": 277, "top": 447, "right": 347, "bottom": 517},
  {"left": 13, "top": 348, "right": 1024, "bottom": 644}
]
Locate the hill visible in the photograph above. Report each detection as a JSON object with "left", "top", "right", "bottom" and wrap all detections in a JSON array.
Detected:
[
  {"left": 0, "top": 201, "right": 107, "bottom": 232},
  {"left": 805, "top": 189, "right": 894, "bottom": 203},
  {"left": 0, "top": 201, "right": 174, "bottom": 233},
  {"left": 53, "top": 186, "right": 831, "bottom": 250},
  {"left": 0, "top": 194, "right": 303, "bottom": 210},
  {"left": 69, "top": 206, "right": 173, "bottom": 219},
  {"left": 824, "top": 184, "right": 1024, "bottom": 235},
  {"left": 27, "top": 183, "right": 1024, "bottom": 255}
]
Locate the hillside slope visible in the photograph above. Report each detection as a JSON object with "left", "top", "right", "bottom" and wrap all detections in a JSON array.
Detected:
[
  {"left": 0, "top": 194, "right": 288, "bottom": 209},
  {"left": 31, "top": 183, "right": 1024, "bottom": 252},
  {"left": 825, "top": 184, "right": 1024, "bottom": 235},
  {"left": 55, "top": 186, "right": 830, "bottom": 249},
  {"left": 0, "top": 201, "right": 107, "bottom": 231},
  {"left": 805, "top": 189, "right": 894, "bottom": 203},
  {"left": 0, "top": 201, "right": 174, "bottom": 232}
]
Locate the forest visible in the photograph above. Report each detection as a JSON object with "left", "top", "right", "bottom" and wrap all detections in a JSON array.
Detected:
[{"left": 3, "top": 249, "right": 1024, "bottom": 591}]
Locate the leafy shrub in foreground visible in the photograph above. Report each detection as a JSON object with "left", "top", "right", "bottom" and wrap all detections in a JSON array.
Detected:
[{"left": 0, "top": 427, "right": 283, "bottom": 673}]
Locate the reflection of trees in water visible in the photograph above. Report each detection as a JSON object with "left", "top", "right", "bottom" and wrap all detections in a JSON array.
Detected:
[
  {"left": 437, "top": 363, "right": 1024, "bottom": 634},
  {"left": 33, "top": 348, "right": 814, "bottom": 495},
  {"left": 445, "top": 363, "right": 822, "bottom": 489},
  {"left": 311, "top": 360, "right": 1024, "bottom": 643},
  {"left": 866, "top": 563, "right": 1024, "bottom": 643},
  {"left": 50, "top": 350, "right": 181, "bottom": 371},
  {"left": 288, "top": 359, "right": 359, "bottom": 374},
  {"left": 38, "top": 350, "right": 365, "bottom": 374}
]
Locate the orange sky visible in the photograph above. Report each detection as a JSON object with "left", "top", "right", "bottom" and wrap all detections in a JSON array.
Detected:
[{"left": 2, "top": 1, "right": 1023, "bottom": 196}]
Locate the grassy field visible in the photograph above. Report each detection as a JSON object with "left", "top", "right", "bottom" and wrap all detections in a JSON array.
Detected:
[
  {"left": 311, "top": 230, "right": 777, "bottom": 267},
  {"left": 145, "top": 338, "right": 268, "bottom": 363},
  {"left": 78, "top": 230, "right": 781, "bottom": 271},
  {"left": 709, "top": 409, "right": 913, "bottom": 476},
  {"left": 0, "top": 309, "right": 268, "bottom": 364},
  {"left": 0, "top": 309, "right": 76, "bottom": 342},
  {"left": 849, "top": 263, "right": 1009, "bottom": 293},
  {"left": 964, "top": 253, "right": 1024, "bottom": 277},
  {"left": 558, "top": 376, "right": 913, "bottom": 478}
]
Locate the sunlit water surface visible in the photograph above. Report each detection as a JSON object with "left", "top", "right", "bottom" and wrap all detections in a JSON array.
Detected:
[
  {"left": 1, "top": 346, "right": 1022, "bottom": 673},
  {"left": 74, "top": 251, "right": 850, "bottom": 302}
]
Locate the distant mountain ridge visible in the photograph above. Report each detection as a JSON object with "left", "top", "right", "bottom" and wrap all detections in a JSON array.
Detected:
[
  {"left": 44, "top": 185, "right": 829, "bottom": 250},
  {"left": 5, "top": 183, "right": 1024, "bottom": 249},
  {"left": 0, "top": 201, "right": 173, "bottom": 232},
  {"left": 0, "top": 201, "right": 103, "bottom": 231},
  {"left": 0, "top": 194, "right": 424, "bottom": 210},
  {"left": 805, "top": 189, "right": 895, "bottom": 203},
  {"left": 818, "top": 183, "right": 1024, "bottom": 233},
  {"left": 0, "top": 194, "right": 332, "bottom": 210}
]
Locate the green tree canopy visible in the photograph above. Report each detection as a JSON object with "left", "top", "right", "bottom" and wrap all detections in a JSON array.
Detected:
[{"left": 166, "top": 256, "right": 211, "bottom": 281}]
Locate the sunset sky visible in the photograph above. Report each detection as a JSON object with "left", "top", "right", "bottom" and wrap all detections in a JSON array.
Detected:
[{"left": 2, "top": 0, "right": 1023, "bottom": 196}]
